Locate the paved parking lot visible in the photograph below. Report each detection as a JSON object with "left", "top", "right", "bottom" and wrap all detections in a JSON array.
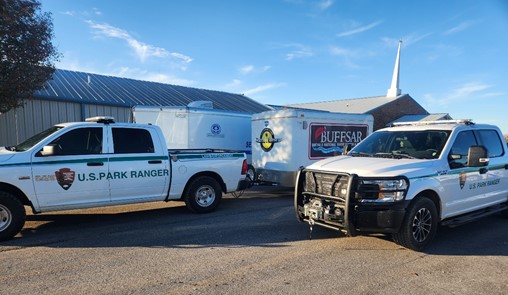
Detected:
[{"left": 1, "top": 188, "right": 507, "bottom": 295}]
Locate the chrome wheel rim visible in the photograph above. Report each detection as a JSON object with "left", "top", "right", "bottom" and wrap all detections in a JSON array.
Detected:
[
  {"left": 0, "top": 204, "right": 12, "bottom": 232},
  {"left": 412, "top": 207, "right": 432, "bottom": 242},
  {"left": 195, "top": 185, "right": 215, "bottom": 207}
]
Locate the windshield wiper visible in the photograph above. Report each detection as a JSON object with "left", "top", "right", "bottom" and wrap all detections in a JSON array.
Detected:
[
  {"left": 349, "top": 151, "right": 372, "bottom": 157},
  {"left": 374, "top": 152, "right": 417, "bottom": 159}
]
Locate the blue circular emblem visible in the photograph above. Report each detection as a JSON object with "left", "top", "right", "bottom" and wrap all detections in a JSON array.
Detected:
[{"left": 211, "top": 123, "right": 221, "bottom": 135}]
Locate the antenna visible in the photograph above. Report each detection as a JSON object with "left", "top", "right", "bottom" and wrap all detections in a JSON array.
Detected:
[{"left": 386, "top": 40, "right": 402, "bottom": 97}]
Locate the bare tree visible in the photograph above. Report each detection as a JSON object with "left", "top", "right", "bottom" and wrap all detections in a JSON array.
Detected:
[{"left": 0, "top": 0, "right": 60, "bottom": 113}]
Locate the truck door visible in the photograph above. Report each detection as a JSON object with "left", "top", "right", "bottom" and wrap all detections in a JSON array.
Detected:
[
  {"left": 473, "top": 129, "right": 508, "bottom": 206},
  {"left": 31, "top": 126, "right": 110, "bottom": 209},
  {"left": 442, "top": 130, "right": 482, "bottom": 216},
  {"left": 443, "top": 129, "right": 508, "bottom": 217},
  {"left": 108, "top": 126, "right": 169, "bottom": 202}
]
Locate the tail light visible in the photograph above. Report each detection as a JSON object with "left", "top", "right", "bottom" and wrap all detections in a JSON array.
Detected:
[{"left": 241, "top": 159, "right": 248, "bottom": 175}]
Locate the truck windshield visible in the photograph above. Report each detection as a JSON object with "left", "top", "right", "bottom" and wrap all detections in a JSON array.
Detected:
[
  {"left": 11, "top": 126, "right": 63, "bottom": 152},
  {"left": 349, "top": 130, "right": 450, "bottom": 159}
]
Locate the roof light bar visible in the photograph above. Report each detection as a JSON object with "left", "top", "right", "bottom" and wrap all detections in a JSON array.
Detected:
[
  {"left": 391, "top": 119, "right": 473, "bottom": 127},
  {"left": 85, "top": 116, "right": 115, "bottom": 124}
]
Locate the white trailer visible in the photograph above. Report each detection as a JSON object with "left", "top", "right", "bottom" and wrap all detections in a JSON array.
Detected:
[
  {"left": 133, "top": 103, "right": 253, "bottom": 164},
  {"left": 252, "top": 109, "right": 374, "bottom": 187}
]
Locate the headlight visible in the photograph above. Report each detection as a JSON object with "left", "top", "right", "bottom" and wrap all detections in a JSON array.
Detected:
[{"left": 356, "top": 178, "right": 408, "bottom": 202}]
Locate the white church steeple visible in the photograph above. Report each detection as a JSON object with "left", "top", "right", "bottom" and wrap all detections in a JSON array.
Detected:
[{"left": 386, "top": 40, "right": 402, "bottom": 97}]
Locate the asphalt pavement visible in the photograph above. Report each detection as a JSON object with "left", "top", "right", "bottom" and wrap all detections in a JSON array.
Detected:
[{"left": 1, "top": 187, "right": 507, "bottom": 295}]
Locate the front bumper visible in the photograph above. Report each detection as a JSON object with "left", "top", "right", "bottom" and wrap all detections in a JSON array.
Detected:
[
  {"left": 294, "top": 169, "right": 410, "bottom": 235},
  {"left": 352, "top": 204, "right": 407, "bottom": 233}
]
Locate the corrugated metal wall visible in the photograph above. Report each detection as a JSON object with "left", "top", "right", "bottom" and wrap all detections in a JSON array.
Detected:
[{"left": 0, "top": 99, "right": 131, "bottom": 146}]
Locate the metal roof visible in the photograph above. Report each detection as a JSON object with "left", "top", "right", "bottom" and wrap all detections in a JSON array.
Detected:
[
  {"left": 287, "top": 95, "right": 404, "bottom": 114},
  {"left": 34, "top": 69, "right": 271, "bottom": 113}
]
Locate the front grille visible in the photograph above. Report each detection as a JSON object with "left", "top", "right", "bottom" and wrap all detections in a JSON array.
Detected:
[{"left": 304, "top": 171, "right": 350, "bottom": 201}]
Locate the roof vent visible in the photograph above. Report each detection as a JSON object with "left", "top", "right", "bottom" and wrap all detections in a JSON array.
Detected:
[{"left": 188, "top": 100, "right": 213, "bottom": 109}]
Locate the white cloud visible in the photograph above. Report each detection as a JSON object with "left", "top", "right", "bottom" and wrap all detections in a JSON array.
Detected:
[
  {"left": 447, "top": 82, "right": 491, "bottom": 100},
  {"left": 329, "top": 46, "right": 374, "bottom": 69},
  {"left": 61, "top": 11, "right": 75, "bottom": 16},
  {"left": 225, "top": 79, "right": 243, "bottom": 88},
  {"left": 382, "top": 32, "right": 433, "bottom": 48},
  {"left": 240, "top": 65, "right": 254, "bottom": 75},
  {"left": 239, "top": 65, "right": 271, "bottom": 75},
  {"left": 284, "top": 44, "right": 313, "bottom": 61},
  {"left": 444, "top": 21, "right": 476, "bottom": 35},
  {"left": 86, "top": 20, "right": 193, "bottom": 65},
  {"left": 337, "top": 20, "right": 383, "bottom": 37},
  {"left": 318, "top": 0, "right": 334, "bottom": 10},
  {"left": 243, "top": 83, "right": 285, "bottom": 95},
  {"left": 112, "top": 67, "right": 195, "bottom": 86},
  {"left": 425, "top": 82, "right": 493, "bottom": 106},
  {"left": 92, "top": 8, "right": 102, "bottom": 16}
]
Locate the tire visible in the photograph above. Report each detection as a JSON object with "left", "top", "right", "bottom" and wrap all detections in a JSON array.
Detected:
[
  {"left": 393, "top": 197, "right": 438, "bottom": 251},
  {"left": 0, "top": 191, "right": 26, "bottom": 242},
  {"left": 184, "top": 176, "right": 222, "bottom": 213},
  {"left": 247, "top": 165, "right": 256, "bottom": 182}
]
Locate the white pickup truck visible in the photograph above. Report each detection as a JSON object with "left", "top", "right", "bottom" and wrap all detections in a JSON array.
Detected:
[
  {"left": 295, "top": 120, "right": 508, "bottom": 251},
  {"left": 0, "top": 117, "right": 249, "bottom": 241}
]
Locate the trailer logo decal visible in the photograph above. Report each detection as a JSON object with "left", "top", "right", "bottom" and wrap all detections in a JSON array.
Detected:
[
  {"left": 211, "top": 124, "right": 221, "bottom": 135},
  {"left": 55, "top": 168, "right": 75, "bottom": 190},
  {"left": 207, "top": 123, "right": 225, "bottom": 138},
  {"left": 256, "top": 128, "right": 282, "bottom": 152},
  {"left": 309, "top": 123, "right": 368, "bottom": 159}
]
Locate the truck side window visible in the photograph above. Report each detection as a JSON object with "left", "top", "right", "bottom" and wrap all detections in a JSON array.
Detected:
[
  {"left": 448, "top": 131, "right": 477, "bottom": 169},
  {"left": 49, "top": 127, "right": 103, "bottom": 155},
  {"left": 113, "top": 128, "right": 154, "bottom": 154},
  {"left": 476, "top": 130, "right": 504, "bottom": 158}
]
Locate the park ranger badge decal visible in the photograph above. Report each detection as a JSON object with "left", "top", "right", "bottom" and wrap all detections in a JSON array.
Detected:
[
  {"left": 459, "top": 172, "right": 467, "bottom": 189},
  {"left": 55, "top": 168, "right": 75, "bottom": 190}
]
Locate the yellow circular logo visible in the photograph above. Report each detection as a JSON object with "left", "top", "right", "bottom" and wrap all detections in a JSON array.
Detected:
[{"left": 257, "top": 128, "right": 281, "bottom": 152}]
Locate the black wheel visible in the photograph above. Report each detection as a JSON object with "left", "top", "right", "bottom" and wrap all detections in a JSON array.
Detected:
[
  {"left": 393, "top": 197, "right": 438, "bottom": 251},
  {"left": 184, "top": 176, "right": 222, "bottom": 213},
  {"left": 0, "top": 192, "right": 26, "bottom": 242}
]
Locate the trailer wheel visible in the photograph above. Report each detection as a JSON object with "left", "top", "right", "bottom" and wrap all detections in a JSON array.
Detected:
[
  {"left": 393, "top": 197, "right": 437, "bottom": 251},
  {"left": 0, "top": 191, "right": 26, "bottom": 241},
  {"left": 184, "top": 176, "right": 222, "bottom": 213}
]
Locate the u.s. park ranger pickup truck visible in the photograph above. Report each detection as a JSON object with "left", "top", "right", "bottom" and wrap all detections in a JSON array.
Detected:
[
  {"left": 295, "top": 120, "right": 508, "bottom": 251},
  {"left": 0, "top": 117, "right": 249, "bottom": 241}
]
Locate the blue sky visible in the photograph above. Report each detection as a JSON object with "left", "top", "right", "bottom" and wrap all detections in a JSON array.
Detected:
[{"left": 41, "top": 0, "right": 508, "bottom": 133}]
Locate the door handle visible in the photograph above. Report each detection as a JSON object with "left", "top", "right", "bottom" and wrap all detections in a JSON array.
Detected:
[
  {"left": 87, "top": 162, "right": 104, "bottom": 166},
  {"left": 148, "top": 160, "right": 162, "bottom": 164}
]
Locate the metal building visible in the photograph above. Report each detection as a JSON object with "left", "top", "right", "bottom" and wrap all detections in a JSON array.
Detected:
[{"left": 0, "top": 69, "right": 271, "bottom": 145}]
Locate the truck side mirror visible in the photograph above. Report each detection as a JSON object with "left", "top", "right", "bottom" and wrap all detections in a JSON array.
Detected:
[
  {"left": 467, "top": 145, "right": 489, "bottom": 167},
  {"left": 41, "top": 144, "right": 57, "bottom": 156}
]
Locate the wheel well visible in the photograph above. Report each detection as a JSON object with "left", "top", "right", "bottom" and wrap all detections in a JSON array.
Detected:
[
  {"left": 182, "top": 172, "right": 226, "bottom": 197},
  {"left": 411, "top": 189, "right": 441, "bottom": 218},
  {"left": 0, "top": 183, "right": 33, "bottom": 209}
]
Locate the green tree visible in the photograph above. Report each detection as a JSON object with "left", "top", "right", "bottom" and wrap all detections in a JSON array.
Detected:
[{"left": 0, "top": 0, "right": 59, "bottom": 113}]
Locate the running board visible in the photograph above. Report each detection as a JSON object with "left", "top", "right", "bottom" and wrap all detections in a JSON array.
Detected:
[{"left": 441, "top": 203, "right": 508, "bottom": 228}]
